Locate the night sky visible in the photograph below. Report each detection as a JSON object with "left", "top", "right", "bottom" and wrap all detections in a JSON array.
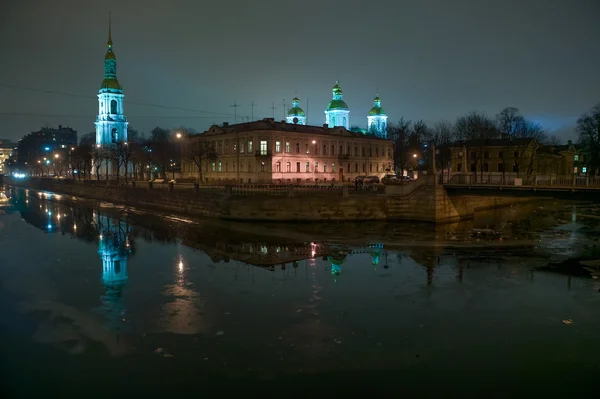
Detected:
[{"left": 1, "top": 0, "right": 599, "bottom": 142}]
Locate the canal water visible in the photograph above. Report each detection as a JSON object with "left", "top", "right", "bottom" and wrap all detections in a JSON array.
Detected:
[{"left": 1, "top": 186, "right": 599, "bottom": 396}]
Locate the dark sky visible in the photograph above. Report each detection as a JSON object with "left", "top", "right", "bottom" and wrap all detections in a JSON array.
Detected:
[{"left": 1, "top": 0, "right": 599, "bottom": 142}]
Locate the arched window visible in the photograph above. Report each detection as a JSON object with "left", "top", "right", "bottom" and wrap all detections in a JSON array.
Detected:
[
  {"left": 332, "top": 115, "right": 336, "bottom": 125},
  {"left": 110, "top": 99, "right": 118, "bottom": 114},
  {"left": 111, "top": 128, "right": 118, "bottom": 143},
  {"left": 343, "top": 117, "right": 347, "bottom": 127}
]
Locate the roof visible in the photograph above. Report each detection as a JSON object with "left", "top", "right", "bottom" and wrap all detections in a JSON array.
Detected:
[
  {"left": 368, "top": 106, "right": 386, "bottom": 116},
  {"left": 287, "top": 106, "right": 305, "bottom": 117},
  {"left": 326, "top": 99, "right": 349, "bottom": 111},
  {"left": 450, "top": 138, "right": 536, "bottom": 148},
  {"left": 198, "top": 118, "right": 391, "bottom": 142},
  {"left": 100, "top": 78, "right": 122, "bottom": 90}
]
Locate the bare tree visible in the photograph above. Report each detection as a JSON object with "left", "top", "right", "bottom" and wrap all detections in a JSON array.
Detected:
[
  {"left": 576, "top": 103, "right": 600, "bottom": 175},
  {"left": 455, "top": 111, "right": 498, "bottom": 140},
  {"left": 388, "top": 117, "right": 411, "bottom": 173},
  {"left": 430, "top": 121, "right": 453, "bottom": 180},
  {"left": 92, "top": 147, "right": 109, "bottom": 181},
  {"left": 185, "top": 139, "right": 217, "bottom": 183},
  {"left": 546, "top": 135, "right": 563, "bottom": 146}
]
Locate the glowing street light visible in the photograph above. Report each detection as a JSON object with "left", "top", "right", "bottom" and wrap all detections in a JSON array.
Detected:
[
  {"left": 413, "top": 153, "right": 417, "bottom": 158},
  {"left": 176, "top": 133, "right": 182, "bottom": 139},
  {"left": 54, "top": 153, "right": 60, "bottom": 159}
]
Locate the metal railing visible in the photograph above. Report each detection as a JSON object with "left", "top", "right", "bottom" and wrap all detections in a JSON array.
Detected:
[{"left": 444, "top": 173, "right": 600, "bottom": 188}]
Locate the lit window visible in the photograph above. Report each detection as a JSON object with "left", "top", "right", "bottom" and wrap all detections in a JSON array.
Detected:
[
  {"left": 324, "top": 164, "right": 327, "bottom": 172},
  {"left": 275, "top": 141, "right": 281, "bottom": 153},
  {"left": 285, "top": 142, "right": 290, "bottom": 153},
  {"left": 211, "top": 162, "right": 216, "bottom": 172},
  {"left": 574, "top": 155, "right": 579, "bottom": 161},
  {"left": 305, "top": 162, "right": 310, "bottom": 172},
  {"left": 315, "top": 162, "right": 318, "bottom": 172},
  {"left": 332, "top": 163, "right": 335, "bottom": 173},
  {"left": 260, "top": 140, "right": 267, "bottom": 155},
  {"left": 582, "top": 167, "right": 587, "bottom": 173},
  {"left": 248, "top": 140, "right": 253, "bottom": 153},
  {"left": 286, "top": 162, "right": 291, "bottom": 172},
  {"left": 218, "top": 162, "right": 222, "bottom": 172},
  {"left": 276, "top": 162, "right": 281, "bottom": 172}
]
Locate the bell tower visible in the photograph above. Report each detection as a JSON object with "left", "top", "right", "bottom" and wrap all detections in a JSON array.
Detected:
[{"left": 95, "top": 12, "right": 128, "bottom": 147}]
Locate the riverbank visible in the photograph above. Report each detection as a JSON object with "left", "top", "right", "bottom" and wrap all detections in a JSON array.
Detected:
[{"left": 5, "top": 176, "right": 542, "bottom": 224}]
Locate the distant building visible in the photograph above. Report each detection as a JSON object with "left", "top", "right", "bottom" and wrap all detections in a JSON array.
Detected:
[
  {"left": 324, "top": 81, "right": 350, "bottom": 129},
  {"left": 182, "top": 118, "right": 394, "bottom": 184},
  {"left": 286, "top": 97, "right": 306, "bottom": 125},
  {"left": 0, "top": 139, "right": 15, "bottom": 174},
  {"left": 448, "top": 138, "right": 576, "bottom": 182},
  {"left": 15, "top": 125, "right": 77, "bottom": 172},
  {"left": 366, "top": 95, "right": 388, "bottom": 139}
]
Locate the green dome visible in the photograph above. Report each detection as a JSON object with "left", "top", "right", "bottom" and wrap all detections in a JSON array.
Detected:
[
  {"left": 368, "top": 106, "right": 385, "bottom": 116},
  {"left": 326, "top": 99, "right": 349, "bottom": 111},
  {"left": 288, "top": 107, "right": 305, "bottom": 116}
]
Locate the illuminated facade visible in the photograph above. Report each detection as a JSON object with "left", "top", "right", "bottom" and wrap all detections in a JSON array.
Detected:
[
  {"left": 286, "top": 97, "right": 306, "bottom": 125},
  {"left": 0, "top": 140, "right": 14, "bottom": 174},
  {"left": 95, "top": 15, "right": 128, "bottom": 147},
  {"left": 181, "top": 119, "right": 394, "bottom": 184},
  {"left": 367, "top": 95, "right": 388, "bottom": 138},
  {"left": 324, "top": 82, "right": 350, "bottom": 129}
]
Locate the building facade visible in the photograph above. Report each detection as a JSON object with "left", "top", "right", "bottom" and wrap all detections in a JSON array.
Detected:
[
  {"left": 324, "top": 82, "right": 350, "bottom": 129},
  {"left": 182, "top": 119, "right": 394, "bottom": 184},
  {"left": 0, "top": 140, "right": 15, "bottom": 174},
  {"left": 448, "top": 138, "right": 576, "bottom": 182}
]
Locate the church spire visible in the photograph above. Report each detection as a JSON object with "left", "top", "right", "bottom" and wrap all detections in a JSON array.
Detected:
[{"left": 107, "top": 12, "right": 113, "bottom": 48}]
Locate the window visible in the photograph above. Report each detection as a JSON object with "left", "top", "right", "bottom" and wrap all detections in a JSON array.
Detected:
[
  {"left": 305, "top": 162, "right": 310, "bottom": 172},
  {"left": 276, "top": 162, "right": 281, "bottom": 172},
  {"left": 512, "top": 164, "right": 518, "bottom": 173},
  {"left": 483, "top": 163, "right": 489, "bottom": 172},
  {"left": 211, "top": 162, "right": 216, "bottom": 172},
  {"left": 296, "top": 162, "right": 300, "bottom": 172},
  {"left": 347, "top": 145, "right": 351, "bottom": 154},
  {"left": 582, "top": 167, "right": 587, "bottom": 173},
  {"left": 354, "top": 146, "right": 358, "bottom": 156},
  {"left": 332, "top": 163, "right": 335, "bottom": 173},
  {"left": 347, "top": 163, "right": 350, "bottom": 172},
  {"left": 339, "top": 145, "right": 342, "bottom": 154},
  {"left": 343, "top": 116, "right": 346, "bottom": 126},
  {"left": 498, "top": 151, "right": 504, "bottom": 159},
  {"left": 362, "top": 147, "right": 365, "bottom": 157},
  {"left": 110, "top": 99, "right": 117, "bottom": 114},
  {"left": 470, "top": 163, "right": 476, "bottom": 172},
  {"left": 305, "top": 144, "right": 309, "bottom": 154},
  {"left": 260, "top": 162, "right": 266, "bottom": 172},
  {"left": 225, "top": 162, "right": 228, "bottom": 172},
  {"left": 574, "top": 155, "right": 579, "bottom": 161},
  {"left": 286, "top": 162, "right": 291, "bottom": 172},
  {"left": 498, "top": 163, "right": 504, "bottom": 172},
  {"left": 387, "top": 147, "right": 391, "bottom": 157},
  {"left": 247, "top": 140, "right": 254, "bottom": 153},
  {"left": 315, "top": 162, "right": 318, "bottom": 172},
  {"left": 362, "top": 163, "right": 366, "bottom": 172},
  {"left": 218, "top": 162, "right": 222, "bottom": 172},
  {"left": 240, "top": 162, "right": 244, "bottom": 171},
  {"left": 240, "top": 140, "right": 245, "bottom": 153},
  {"left": 275, "top": 141, "right": 281, "bottom": 153},
  {"left": 484, "top": 151, "right": 489, "bottom": 159},
  {"left": 224, "top": 140, "right": 229, "bottom": 154},
  {"left": 324, "top": 164, "right": 327, "bottom": 172},
  {"left": 260, "top": 140, "right": 267, "bottom": 155},
  {"left": 111, "top": 128, "right": 118, "bottom": 143},
  {"left": 376, "top": 147, "right": 379, "bottom": 157},
  {"left": 574, "top": 167, "right": 578, "bottom": 173},
  {"left": 457, "top": 163, "right": 462, "bottom": 172},
  {"left": 332, "top": 116, "right": 336, "bottom": 125},
  {"left": 296, "top": 143, "right": 300, "bottom": 153},
  {"left": 332, "top": 145, "right": 335, "bottom": 155},
  {"left": 286, "top": 142, "right": 291, "bottom": 153},
  {"left": 471, "top": 151, "right": 477, "bottom": 160},
  {"left": 233, "top": 143, "right": 237, "bottom": 152},
  {"left": 369, "top": 163, "right": 372, "bottom": 172},
  {"left": 323, "top": 145, "right": 327, "bottom": 155},
  {"left": 355, "top": 163, "right": 358, "bottom": 172},
  {"left": 513, "top": 151, "right": 518, "bottom": 159}
]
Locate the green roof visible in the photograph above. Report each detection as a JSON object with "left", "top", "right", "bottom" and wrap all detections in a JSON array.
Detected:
[
  {"left": 288, "top": 106, "right": 305, "bottom": 116},
  {"left": 368, "top": 106, "right": 386, "bottom": 116},
  {"left": 326, "top": 99, "right": 349, "bottom": 111}
]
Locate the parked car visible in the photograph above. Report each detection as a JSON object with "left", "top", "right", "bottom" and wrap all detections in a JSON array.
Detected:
[
  {"left": 399, "top": 175, "right": 414, "bottom": 182},
  {"left": 364, "top": 176, "right": 380, "bottom": 184},
  {"left": 381, "top": 174, "right": 398, "bottom": 184}
]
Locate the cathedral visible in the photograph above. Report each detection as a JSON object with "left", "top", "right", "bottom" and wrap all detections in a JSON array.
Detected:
[
  {"left": 287, "top": 81, "right": 388, "bottom": 138},
  {"left": 95, "top": 14, "right": 128, "bottom": 147}
]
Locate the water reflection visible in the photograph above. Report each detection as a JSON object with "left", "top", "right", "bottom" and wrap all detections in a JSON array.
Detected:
[{"left": 1, "top": 185, "right": 599, "bottom": 380}]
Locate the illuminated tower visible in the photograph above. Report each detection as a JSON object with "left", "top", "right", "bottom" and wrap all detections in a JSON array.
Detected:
[
  {"left": 286, "top": 97, "right": 306, "bottom": 125},
  {"left": 324, "top": 81, "right": 350, "bottom": 129},
  {"left": 95, "top": 13, "right": 128, "bottom": 147},
  {"left": 367, "top": 95, "right": 388, "bottom": 138}
]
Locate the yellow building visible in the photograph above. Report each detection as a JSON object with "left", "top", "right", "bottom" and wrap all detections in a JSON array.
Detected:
[
  {"left": 181, "top": 119, "right": 394, "bottom": 184},
  {"left": 448, "top": 138, "right": 575, "bottom": 183},
  {"left": 0, "top": 140, "right": 15, "bottom": 175}
]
